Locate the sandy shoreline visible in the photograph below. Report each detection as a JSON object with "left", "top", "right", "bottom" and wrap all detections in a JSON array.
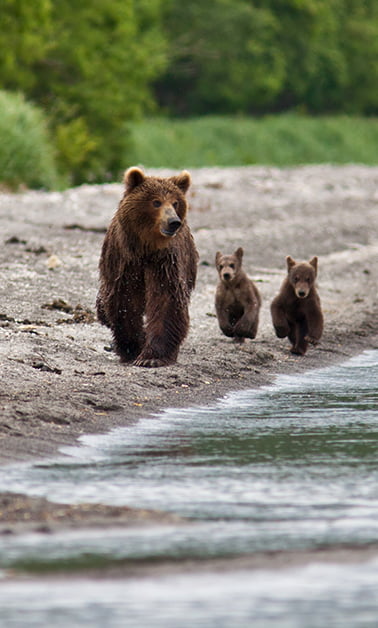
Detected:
[
  {"left": 1, "top": 164, "right": 377, "bottom": 464},
  {"left": 0, "top": 165, "right": 377, "bottom": 574}
]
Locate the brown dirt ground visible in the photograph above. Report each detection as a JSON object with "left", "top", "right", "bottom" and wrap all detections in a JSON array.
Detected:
[{"left": 0, "top": 165, "right": 377, "bottom": 575}]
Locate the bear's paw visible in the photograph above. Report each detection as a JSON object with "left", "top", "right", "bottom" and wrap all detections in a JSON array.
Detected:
[{"left": 133, "top": 356, "right": 173, "bottom": 368}]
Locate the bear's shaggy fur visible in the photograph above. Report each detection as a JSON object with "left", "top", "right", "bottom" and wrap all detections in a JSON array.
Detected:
[
  {"left": 97, "top": 167, "right": 198, "bottom": 367},
  {"left": 215, "top": 247, "right": 261, "bottom": 343},
  {"left": 270, "top": 255, "right": 323, "bottom": 355}
]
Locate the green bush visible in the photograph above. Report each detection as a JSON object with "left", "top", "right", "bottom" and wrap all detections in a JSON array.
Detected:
[
  {"left": 0, "top": 1, "right": 168, "bottom": 185},
  {"left": 0, "top": 91, "right": 59, "bottom": 189},
  {"left": 126, "top": 114, "right": 378, "bottom": 169}
]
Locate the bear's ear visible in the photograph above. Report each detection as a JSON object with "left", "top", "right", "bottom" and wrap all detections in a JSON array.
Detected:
[
  {"left": 170, "top": 171, "right": 191, "bottom": 195},
  {"left": 309, "top": 256, "right": 318, "bottom": 274},
  {"left": 286, "top": 255, "right": 296, "bottom": 270},
  {"left": 124, "top": 167, "right": 146, "bottom": 192},
  {"left": 215, "top": 251, "right": 222, "bottom": 266},
  {"left": 235, "top": 247, "right": 243, "bottom": 261}
]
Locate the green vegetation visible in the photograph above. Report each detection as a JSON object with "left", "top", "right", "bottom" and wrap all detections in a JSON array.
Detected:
[
  {"left": 157, "top": 0, "right": 378, "bottom": 116},
  {"left": 0, "top": 1, "right": 378, "bottom": 187},
  {"left": 0, "top": 91, "right": 59, "bottom": 190},
  {"left": 126, "top": 115, "right": 378, "bottom": 169},
  {"left": 0, "top": 0, "right": 167, "bottom": 185}
]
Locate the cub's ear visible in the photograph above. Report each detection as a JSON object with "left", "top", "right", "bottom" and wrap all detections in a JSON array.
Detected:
[
  {"left": 286, "top": 255, "right": 296, "bottom": 270},
  {"left": 170, "top": 171, "right": 191, "bottom": 195},
  {"left": 124, "top": 167, "right": 146, "bottom": 192},
  {"left": 309, "top": 256, "right": 318, "bottom": 274},
  {"left": 215, "top": 251, "right": 222, "bottom": 266},
  {"left": 235, "top": 247, "right": 244, "bottom": 261}
]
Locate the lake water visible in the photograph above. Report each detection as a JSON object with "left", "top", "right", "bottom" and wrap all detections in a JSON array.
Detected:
[{"left": 0, "top": 350, "right": 377, "bottom": 627}]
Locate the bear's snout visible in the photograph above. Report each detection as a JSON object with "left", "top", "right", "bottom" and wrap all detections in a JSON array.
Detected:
[
  {"left": 222, "top": 272, "right": 232, "bottom": 281},
  {"left": 296, "top": 287, "right": 309, "bottom": 298},
  {"left": 166, "top": 216, "right": 182, "bottom": 234},
  {"left": 160, "top": 207, "right": 182, "bottom": 237}
]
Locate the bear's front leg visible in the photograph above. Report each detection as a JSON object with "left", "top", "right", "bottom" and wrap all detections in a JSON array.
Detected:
[
  {"left": 111, "top": 289, "right": 145, "bottom": 363},
  {"left": 114, "top": 326, "right": 143, "bottom": 362},
  {"left": 219, "top": 324, "right": 236, "bottom": 338},
  {"left": 215, "top": 305, "right": 235, "bottom": 337},
  {"left": 304, "top": 306, "right": 324, "bottom": 346},
  {"left": 270, "top": 298, "right": 290, "bottom": 338},
  {"left": 233, "top": 309, "right": 259, "bottom": 339},
  {"left": 113, "top": 315, "right": 144, "bottom": 363},
  {"left": 133, "top": 347, "right": 179, "bottom": 368},
  {"left": 134, "top": 291, "right": 189, "bottom": 368}
]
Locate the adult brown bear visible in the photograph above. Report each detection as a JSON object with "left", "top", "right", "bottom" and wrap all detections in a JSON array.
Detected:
[{"left": 97, "top": 167, "right": 198, "bottom": 367}]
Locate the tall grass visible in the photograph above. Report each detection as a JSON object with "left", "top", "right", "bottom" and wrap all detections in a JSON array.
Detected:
[
  {"left": 0, "top": 91, "right": 59, "bottom": 190},
  {"left": 126, "top": 114, "right": 378, "bottom": 169}
]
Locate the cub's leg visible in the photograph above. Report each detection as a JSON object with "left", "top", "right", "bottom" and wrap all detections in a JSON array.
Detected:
[
  {"left": 271, "top": 298, "right": 289, "bottom": 338},
  {"left": 290, "top": 319, "right": 308, "bottom": 355},
  {"left": 305, "top": 307, "right": 324, "bottom": 346}
]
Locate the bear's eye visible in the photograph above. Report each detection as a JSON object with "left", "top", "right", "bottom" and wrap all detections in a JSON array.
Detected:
[
  {"left": 172, "top": 201, "right": 178, "bottom": 210},
  {"left": 229, "top": 264, "right": 235, "bottom": 269},
  {"left": 293, "top": 276, "right": 299, "bottom": 283},
  {"left": 152, "top": 200, "right": 162, "bottom": 208}
]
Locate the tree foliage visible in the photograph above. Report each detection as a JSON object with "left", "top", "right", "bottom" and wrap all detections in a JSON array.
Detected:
[
  {"left": 32, "top": 0, "right": 167, "bottom": 182},
  {"left": 156, "top": 0, "right": 378, "bottom": 116},
  {"left": 0, "top": 0, "right": 52, "bottom": 90},
  {"left": 0, "top": 0, "right": 376, "bottom": 185},
  {"left": 0, "top": 0, "right": 167, "bottom": 183},
  {"left": 155, "top": 0, "right": 285, "bottom": 114}
]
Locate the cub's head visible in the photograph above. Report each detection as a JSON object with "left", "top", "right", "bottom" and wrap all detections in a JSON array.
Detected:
[
  {"left": 286, "top": 255, "right": 318, "bottom": 298},
  {"left": 121, "top": 167, "right": 191, "bottom": 248},
  {"left": 215, "top": 247, "right": 244, "bottom": 284}
]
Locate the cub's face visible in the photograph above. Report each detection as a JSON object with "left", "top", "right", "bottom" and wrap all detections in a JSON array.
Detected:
[
  {"left": 121, "top": 167, "right": 191, "bottom": 247},
  {"left": 286, "top": 256, "right": 318, "bottom": 298},
  {"left": 215, "top": 247, "right": 243, "bottom": 284}
]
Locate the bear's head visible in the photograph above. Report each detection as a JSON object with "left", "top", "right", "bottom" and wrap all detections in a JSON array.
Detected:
[
  {"left": 120, "top": 167, "right": 191, "bottom": 249},
  {"left": 286, "top": 255, "right": 318, "bottom": 298},
  {"left": 215, "top": 247, "right": 244, "bottom": 284}
]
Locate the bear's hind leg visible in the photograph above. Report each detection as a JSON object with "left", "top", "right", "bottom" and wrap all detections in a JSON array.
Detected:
[
  {"left": 289, "top": 320, "right": 308, "bottom": 355},
  {"left": 233, "top": 335, "right": 245, "bottom": 344}
]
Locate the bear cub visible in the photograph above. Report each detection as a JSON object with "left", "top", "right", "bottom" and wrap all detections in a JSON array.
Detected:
[
  {"left": 97, "top": 167, "right": 198, "bottom": 367},
  {"left": 270, "top": 255, "right": 323, "bottom": 355},
  {"left": 215, "top": 247, "right": 261, "bottom": 343}
]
